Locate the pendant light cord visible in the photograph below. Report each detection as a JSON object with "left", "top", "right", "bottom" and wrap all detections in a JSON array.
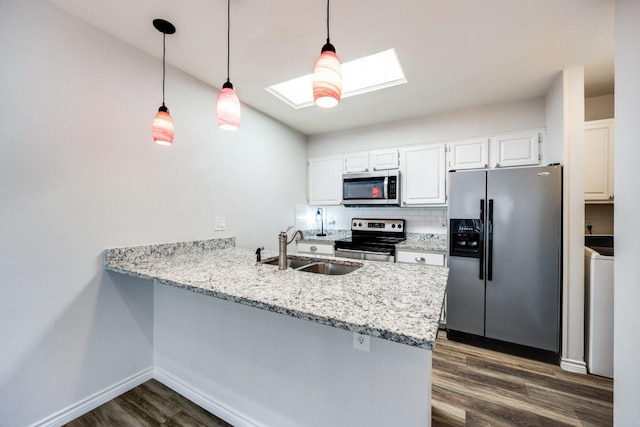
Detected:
[
  {"left": 226, "top": 0, "right": 231, "bottom": 82},
  {"left": 162, "top": 32, "right": 166, "bottom": 106},
  {"left": 326, "top": 0, "right": 330, "bottom": 43}
]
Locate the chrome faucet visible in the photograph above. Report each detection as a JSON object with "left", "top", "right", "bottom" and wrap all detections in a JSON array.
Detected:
[{"left": 278, "top": 226, "right": 304, "bottom": 270}]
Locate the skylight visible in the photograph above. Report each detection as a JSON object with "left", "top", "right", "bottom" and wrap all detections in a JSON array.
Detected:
[{"left": 266, "top": 48, "right": 407, "bottom": 109}]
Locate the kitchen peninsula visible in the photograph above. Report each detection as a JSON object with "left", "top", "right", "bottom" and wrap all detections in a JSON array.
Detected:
[{"left": 105, "top": 237, "right": 448, "bottom": 427}]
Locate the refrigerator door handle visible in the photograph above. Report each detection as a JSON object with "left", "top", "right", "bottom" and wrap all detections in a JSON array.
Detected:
[
  {"left": 479, "top": 199, "right": 485, "bottom": 280},
  {"left": 487, "top": 199, "right": 494, "bottom": 281}
]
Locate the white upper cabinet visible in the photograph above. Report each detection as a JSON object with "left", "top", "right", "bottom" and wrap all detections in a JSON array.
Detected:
[
  {"left": 490, "top": 130, "right": 542, "bottom": 168},
  {"left": 584, "top": 119, "right": 614, "bottom": 202},
  {"left": 447, "top": 138, "right": 489, "bottom": 170},
  {"left": 344, "top": 149, "right": 399, "bottom": 173},
  {"left": 343, "top": 152, "right": 370, "bottom": 173},
  {"left": 399, "top": 143, "right": 446, "bottom": 206},
  {"left": 308, "top": 156, "right": 343, "bottom": 205},
  {"left": 371, "top": 149, "right": 399, "bottom": 171}
]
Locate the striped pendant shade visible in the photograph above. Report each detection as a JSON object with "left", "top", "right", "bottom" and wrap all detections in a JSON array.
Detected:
[
  {"left": 313, "top": 47, "right": 342, "bottom": 108},
  {"left": 152, "top": 19, "right": 176, "bottom": 145},
  {"left": 152, "top": 106, "right": 175, "bottom": 145},
  {"left": 217, "top": 82, "right": 241, "bottom": 130}
]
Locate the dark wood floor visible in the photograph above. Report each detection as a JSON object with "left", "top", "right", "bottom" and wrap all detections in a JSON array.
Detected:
[
  {"left": 66, "top": 333, "right": 613, "bottom": 426},
  {"left": 64, "top": 379, "right": 231, "bottom": 427},
  {"left": 432, "top": 332, "right": 613, "bottom": 426}
]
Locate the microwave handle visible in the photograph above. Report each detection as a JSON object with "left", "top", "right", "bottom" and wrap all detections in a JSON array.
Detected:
[{"left": 383, "top": 176, "right": 388, "bottom": 199}]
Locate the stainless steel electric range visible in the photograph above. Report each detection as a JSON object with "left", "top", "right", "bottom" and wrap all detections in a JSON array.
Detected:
[{"left": 334, "top": 218, "right": 406, "bottom": 262}]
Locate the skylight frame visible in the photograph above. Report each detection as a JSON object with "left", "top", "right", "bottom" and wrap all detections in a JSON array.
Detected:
[{"left": 266, "top": 48, "right": 407, "bottom": 109}]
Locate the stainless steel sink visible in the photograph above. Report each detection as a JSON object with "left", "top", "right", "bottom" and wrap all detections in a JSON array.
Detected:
[
  {"left": 261, "top": 256, "right": 362, "bottom": 275},
  {"left": 296, "top": 262, "right": 361, "bottom": 275},
  {"left": 261, "top": 257, "right": 312, "bottom": 269}
]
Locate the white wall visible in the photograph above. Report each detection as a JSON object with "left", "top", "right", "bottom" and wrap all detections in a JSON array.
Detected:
[
  {"left": 614, "top": 0, "right": 640, "bottom": 423},
  {"left": 153, "top": 283, "right": 432, "bottom": 427},
  {"left": 545, "top": 72, "right": 565, "bottom": 165},
  {"left": 585, "top": 94, "right": 615, "bottom": 121},
  {"left": 0, "top": 1, "right": 306, "bottom": 425},
  {"left": 307, "top": 98, "right": 546, "bottom": 158}
]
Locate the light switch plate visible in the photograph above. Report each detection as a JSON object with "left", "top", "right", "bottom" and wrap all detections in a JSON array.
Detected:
[{"left": 214, "top": 216, "right": 226, "bottom": 231}]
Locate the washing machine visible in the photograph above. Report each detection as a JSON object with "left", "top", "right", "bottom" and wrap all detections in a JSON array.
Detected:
[{"left": 584, "top": 236, "right": 614, "bottom": 378}]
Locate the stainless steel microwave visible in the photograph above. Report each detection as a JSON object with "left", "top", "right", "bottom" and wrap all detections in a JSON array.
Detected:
[{"left": 342, "top": 171, "right": 400, "bottom": 206}]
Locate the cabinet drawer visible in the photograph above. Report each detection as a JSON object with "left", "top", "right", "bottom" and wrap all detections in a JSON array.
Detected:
[
  {"left": 396, "top": 251, "right": 445, "bottom": 266},
  {"left": 297, "top": 242, "right": 334, "bottom": 255}
]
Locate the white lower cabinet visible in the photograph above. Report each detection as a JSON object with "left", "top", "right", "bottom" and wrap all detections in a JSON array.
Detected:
[
  {"left": 399, "top": 144, "right": 446, "bottom": 205},
  {"left": 297, "top": 241, "right": 334, "bottom": 256},
  {"left": 395, "top": 250, "right": 446, "bottom": 266}
]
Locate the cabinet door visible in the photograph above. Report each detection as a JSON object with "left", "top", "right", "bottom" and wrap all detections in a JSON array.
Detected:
[
  {"left": 343, "top": 152, "right": 370, "bottom": 173},
  {"left": 490, "top": 131, "right": 541, "bottom": 168},
  {"left": 400, "top": 144, "right": 446, "bottom": 205},
  {"left": 308, "top": 156, "right": 342, "bottom": 205},
  {"left": 447, "top": 138, "right": 489, "bottom": 170},
  {"left": 585, "top": 119, "right": 614, "bottom": 201},
  {"left": 371, "top": 149, "right": 399, "bottom": 171}
]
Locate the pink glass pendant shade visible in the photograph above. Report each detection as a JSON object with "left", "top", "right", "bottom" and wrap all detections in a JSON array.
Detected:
[
  {"left": 152, "top": 19, "right": 176, "bottom": 146},
  {"left": 313, "top": 44, "right": 342, "bottom": 108},
  {"left": 152, "top": 105, "right": 175, "bottom": 145},
  {"left": 217, "top": 81, "right": 241, "bottom": 130}
]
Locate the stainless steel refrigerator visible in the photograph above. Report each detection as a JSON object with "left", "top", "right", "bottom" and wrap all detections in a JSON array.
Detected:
[{"left": 447, "top": 165, "right": 562, "bottom": 353}]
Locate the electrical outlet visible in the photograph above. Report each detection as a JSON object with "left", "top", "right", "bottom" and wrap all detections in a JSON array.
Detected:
[
  {"left": 353, "top": 333, "right": 370, "bottom": 352},
  {"left": 214, "top": 216, "right": 226, "bottom": 231},
  {"left": 440, "top": 217, "right": 447, "bottom": 227},
  {"left": 585, "top": 218, "right": 594, "bottom": 227}
]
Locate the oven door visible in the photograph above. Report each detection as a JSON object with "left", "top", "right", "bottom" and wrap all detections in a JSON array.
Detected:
[{"left": 335, "top": 248, "right": 394, "bottom": 262}]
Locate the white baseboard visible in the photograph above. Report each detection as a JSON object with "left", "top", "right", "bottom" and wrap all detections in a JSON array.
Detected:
[
  {"left": 560, "top": 357, "right": 588, "bottom": 374},
  {"left": 31, "top": 367, "right": 153, "bottom": 427},
  {"left": 154, "top": 368, "right": 265, "bottom": 427}
]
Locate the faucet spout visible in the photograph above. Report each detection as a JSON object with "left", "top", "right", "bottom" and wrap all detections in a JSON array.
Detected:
[{"left": 278, "top": 227, "right": 304, "bottom": 270}]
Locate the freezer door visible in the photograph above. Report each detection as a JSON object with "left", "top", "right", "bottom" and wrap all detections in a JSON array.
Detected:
[
  {"left": 448, "top": 170, "right": 487, "bottom": 219},
  {"left": 447, "top": 170, "right": 487, "bottom": 335},
  {"left": 485, "top": 166, "right": 562, "bottom": 352}
]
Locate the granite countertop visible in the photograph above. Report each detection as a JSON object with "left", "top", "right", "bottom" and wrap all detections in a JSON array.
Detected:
[
  {"left": 105, "top": 238, "right": 448, "bottom": 350},
  {"left": 301, "top": 229, "right": 350, "bottom": 243},
  {"left": 396, "top": 233, "right": 448, "bottom": 252}
]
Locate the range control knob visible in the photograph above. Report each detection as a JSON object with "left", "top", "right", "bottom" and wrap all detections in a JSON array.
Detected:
[
  {"left": 358, "top": 222, "right": 362, "bottom": 227},
  {"left": 398, "top": 224, "right": 402, "bottom": 229},
  {"left": 391, "top": 224, "right": 396, "bottom": 228},
  {"left": 353, "top": 222, "right": 357, "bottom": 227}
]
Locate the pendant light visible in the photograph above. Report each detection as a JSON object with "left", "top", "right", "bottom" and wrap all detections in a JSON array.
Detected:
[
  {"left": 313, "top": 0, "right": 342, "bottom": 108},
  {"left": 152, "top": 19, "right": 176, "bottom": 145},
  {"left": 217, "top": 0, "right": 241, "bottom": 130}
]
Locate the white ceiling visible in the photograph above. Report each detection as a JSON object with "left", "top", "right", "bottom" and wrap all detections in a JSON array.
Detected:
[{"left": 45, "top": 0, "right": 614, "bottom": 136}]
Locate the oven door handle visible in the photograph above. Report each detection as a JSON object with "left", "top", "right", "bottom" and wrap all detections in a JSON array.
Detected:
[{"left": 336, "top": 248, "right": 393, "bottom": 256}]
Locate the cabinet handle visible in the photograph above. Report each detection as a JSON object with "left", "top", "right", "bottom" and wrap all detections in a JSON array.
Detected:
[
  {"left": 415, "top": 257, "right": 426, "bottom": 263},
  {"left": 310, "top": 246, "right": 317, "bottom": 252}
]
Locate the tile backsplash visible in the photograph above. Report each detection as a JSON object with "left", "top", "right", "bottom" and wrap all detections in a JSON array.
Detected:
[{"left": 295, "top": 204, "right": 448, "bottom": 234}]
